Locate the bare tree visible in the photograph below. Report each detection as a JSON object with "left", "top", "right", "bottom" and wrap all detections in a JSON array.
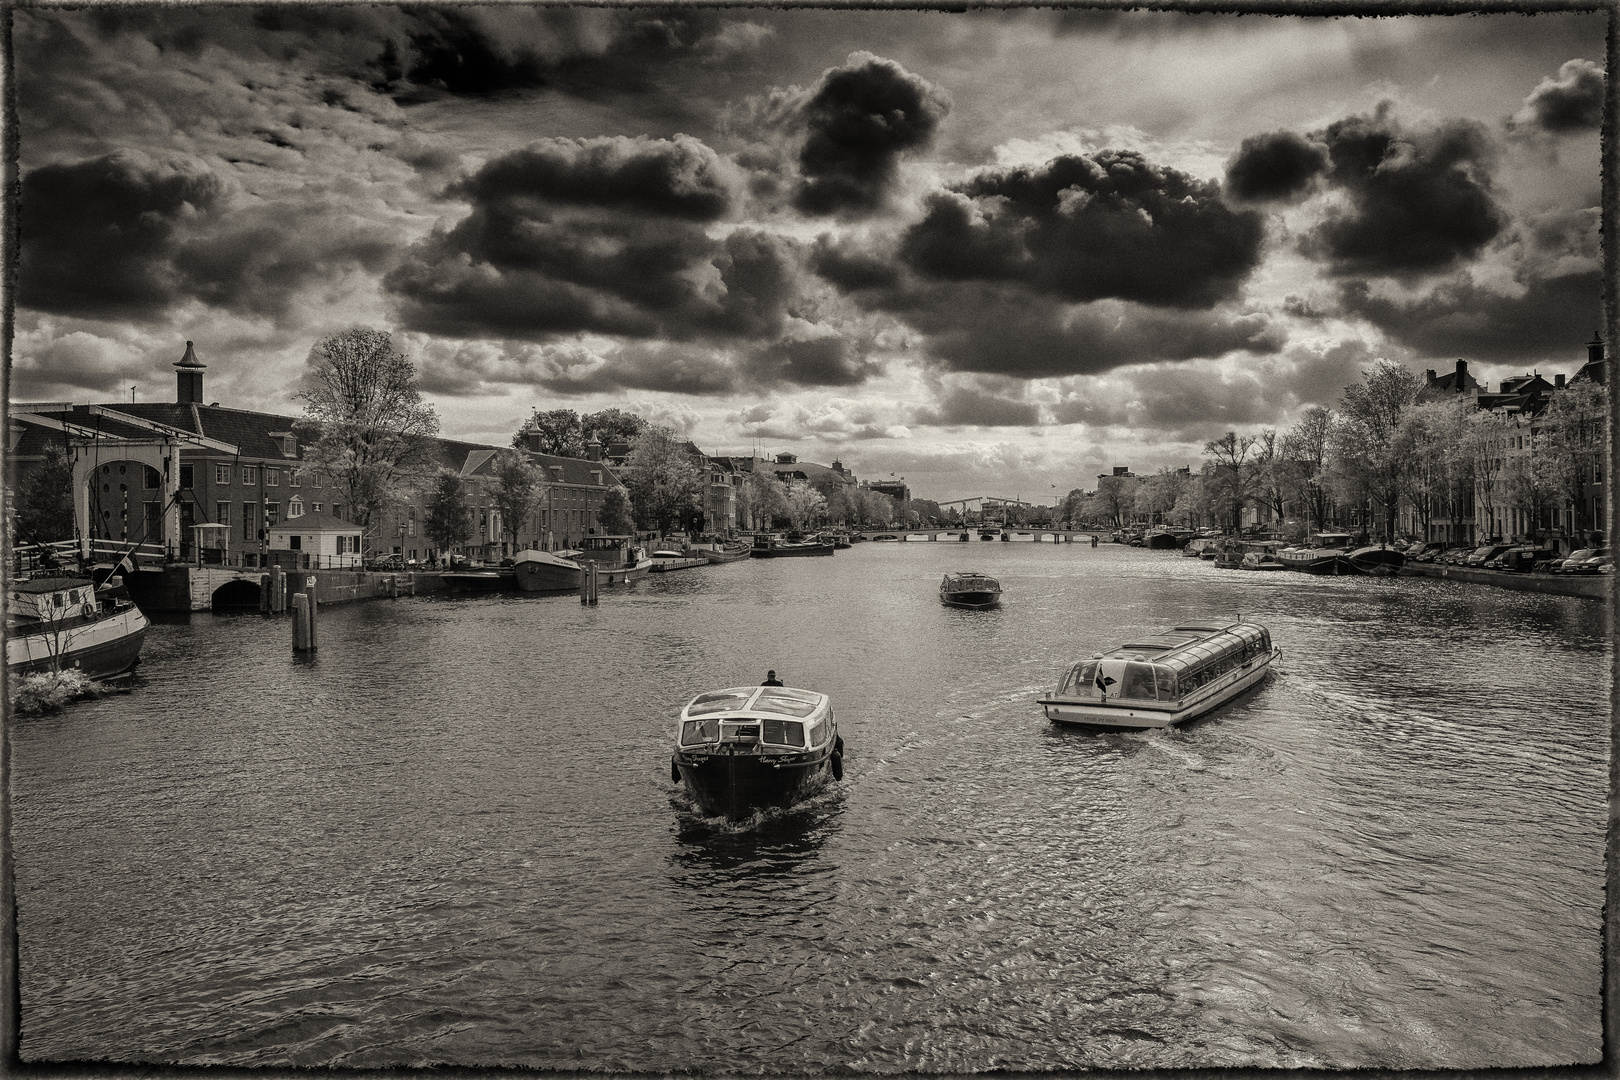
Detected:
[
  {"left": 1335, "top": 360, "right": 1423, "bottom": 541},
  {"left": 1202, "top": 431, "right": 1259, "bottom": 532},
  {"left": 297, "top": 328, "right": 440, "bottom": 542},
  {"left": 1282, "top": 406, "right": 1333, "bottom": 534}
]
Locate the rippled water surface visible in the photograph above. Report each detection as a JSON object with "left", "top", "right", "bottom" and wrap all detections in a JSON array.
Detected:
[{"left": 10, "top": 542, "right": 1609, "bottom": 1069}]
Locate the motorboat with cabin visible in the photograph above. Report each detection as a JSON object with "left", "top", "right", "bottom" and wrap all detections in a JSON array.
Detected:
[
  {"left": 1239, "top": 551, "right": 1287, "bottom": 571},
  {"left": 750, "top": 533, "right": 835, "bottom": 557},
  {"left": 512, "top": 548, "right": 583, "bottom": 591},
  {"left": 7, "top": 574, "right": 149, "bottom": 681},
  {"left": 671, "top": 685, "right": 844, "bottom": 819},
  {"left": 1277, "top": 533, "right": 1354, "bottom": 573},
  {"left": 939, "top": 571, "right": 1002, "bottom": 609},
  {"left": 576, "top": 535, "right": 650, "bottom": 582},
  {"left": 648, "top": 546, "right": 710, "bottom": 572},
  {"left": 1037, "top": 621, "right": 1279, "bottom": 730}
]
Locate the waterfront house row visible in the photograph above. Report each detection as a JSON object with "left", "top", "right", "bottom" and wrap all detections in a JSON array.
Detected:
[{"left": 9, "top": 343, "right": 627, "bottom": 566}]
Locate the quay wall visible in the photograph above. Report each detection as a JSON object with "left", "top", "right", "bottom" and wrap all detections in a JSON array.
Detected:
[
  {"left": 125, "top": 565, "right": 450, "bottom": 612},
  {"left": 1398, "top": 563, "right": 1609, "bottom": 600}
]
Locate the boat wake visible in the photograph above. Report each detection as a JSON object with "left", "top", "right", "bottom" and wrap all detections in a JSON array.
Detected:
[{"left": 668, "top": 780, "right": 842, "bottom": 834}]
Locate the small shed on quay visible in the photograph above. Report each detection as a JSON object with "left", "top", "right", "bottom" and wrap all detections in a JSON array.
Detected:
[{"left": 266, "top": 508, "right": 364, "bottom": 569}]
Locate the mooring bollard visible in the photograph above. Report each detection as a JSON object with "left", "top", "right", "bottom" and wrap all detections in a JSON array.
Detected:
[
  {"left": 292, "top": 593, "right": 312, "bottom": 651},
  {"left": 270, "top": 565, "right": 285, "bottom": 613},
  {"left": 305, "top": 577, "right": 319, "bottom": 649},
  {"left": 260, "top": 574, "right": 272, "bottom": 614}
]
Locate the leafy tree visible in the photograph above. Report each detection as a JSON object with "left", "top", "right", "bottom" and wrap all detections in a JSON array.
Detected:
[
  {"left": 786, "top": 481, "right": 828, "bottom": 530},
  {"left": 1542, "top": 379, "right": 1608, "bottom": 540},
  {"left": 624, "top": 426, "right": 706, "bottom": 535},
  {"left": 423, "top": 470, "right": 472, "bottom": 554},
  {"left": 1201, "top": 431, "right": 1259, "bottom": 531},
  {"left": 1094, "top": 475, "right": 1131, "bottom": 526},
  {"left": 823, "top": 484, "right": 852, "bottom": 525},
  {"left": 740, "top": 470, "right": 788, "bottom": 529},
  {"left": 1334, "top": 360, "right": 1423, "bottom": 541},
  {"left": 582, "top": 408, "right": 648, "bottom": 447},
  {"left": 1281, "top": 406, "right": 1333, "bottom": 534},
  {"left": 517, "top": 408, "right": 584, "bottom": 456},
  {"left": 14, "top": 442, "right": 76, "bottom": 544},
  {"left": 295, "top": 328, "right": 440, "bottom": 541},
  {"left": 598, "top": 487, "right": 634, "bottom": 534},
  {"left": 491, "top": 450, "right": 540, "bottom": 551}
]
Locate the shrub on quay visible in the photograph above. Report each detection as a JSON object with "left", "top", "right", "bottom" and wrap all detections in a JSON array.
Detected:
[{"left": 10, "top": 669, "right": 98, "bottom": 715}]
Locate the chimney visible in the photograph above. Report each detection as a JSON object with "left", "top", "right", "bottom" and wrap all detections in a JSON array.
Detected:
[
  {"left": 174, "top": 340, "right": 205, "bottom": 404},
  {"left": 1556, "top": 373, "right": 1567, "bottom": 389},
  {"left": 584, "top": 432, "right": 602, "bottom": 462},
  {"left": 1588, "top": 333, "right": 1605, "bottom": 367},
  {"left": 524, "top": 428, "right": 542, "bottom": 454},
  {"left": 1425, "top": 369, "right": 1437, "bottom": 384},
  {"left": 1454, "top": 358, "right": 1468, "bottom": 390}
]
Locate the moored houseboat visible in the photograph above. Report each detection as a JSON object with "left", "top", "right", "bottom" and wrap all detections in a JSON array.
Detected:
[
  {"left": 1037, "top": 621, "right": 1279, "bottom": 730},
  {"left": 649, "top": 547, "right": 710, "bottom": 572},
  {"left": 1344, "top": 544, "right": 1405, "bottom": 575},
  {"left": 7, "top": 575, "right": 150, "bottom": 681},
  {"left": 512, "top": 549, "right": 582, "bottom": 591},
  {"left": 441, "top": 566, "right": 516, "bottom": 592},
  {"left": 671, "top": 685, "right": 844, "bottom": 819},
  {"left": 576, "top": 535, "right": 650, "bottom": 582},
  {"left": 939, "top": 571, "right": 1002, "bottom": 609},
  {"left": 750, "top": 534, "right": 835, "bottom": 557},
  {"left": 1240, "top": 551, "right": 1287, "bottom": 571},
  {"left": 1277, "top": 533, "right": 1355, "bottom": 573}
]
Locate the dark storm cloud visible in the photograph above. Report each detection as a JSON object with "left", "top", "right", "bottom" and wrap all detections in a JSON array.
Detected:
[
  {"left": 18, "top": 151, "right": 226, "bottom": 318},
  {"left": 538, "top": 342, "right": 742, "bottom": 396},
  {"left": 793, "top": 53, "right": 949, "bottom": 217},
  {"left": 1336, "top": 270, "right": 1604, "bottom": 363},
  {"left": 912, "top": 387, "right": 1041, "bottom": 428},
  {"left": 1224, "top": 131, "right": 1329, "bottom": 203},
  {"left": 808, "top": 234, "right": 904, "bottom": 292},
  {"left": 892, "top": 284, "right": 1285, "bottom": 379},
  {"left": 899, "top": 151, "right": 1265, "bottom": 309},
  {"left": 1513, "top": 59, "right": 1605, "bottom": 133},
  {"left": 745, "top": 335, "right": 879, "bottom": 388},
  {"left": 1301, "top": 108, "right": 1506, "bottom": 278},
  {"left": 447, "top": 135, "right": 737, "bottom": 222}
]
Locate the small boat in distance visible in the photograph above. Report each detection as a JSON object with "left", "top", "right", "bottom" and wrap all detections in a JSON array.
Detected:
[
  {"left": 703, "top": 543, "right": 751, "bottom": 564},
  {"left": 1344, "top": 544, "right": 1405, "bottom": 575},
  {"left": 750, "top": 533, "right": 836, "bottom": 557},
  {"left": 1037, "top": 621, "right": 1279, "bottom": 730},
  {"left": 7, "top": 575, "right": 150, "bottom": 680},
  {"left": 671, "top": 685, "right": 844, "bottom": 819},
  {"left": 940, "top": 571, "right": 1002, "bottom": 609},
  {"left": 512, "top": 549, "right": 582, "bottom": 591},
  {"left": 1239, "top": 551, "right": 1287, "bottom": 571},
  {"left": 1278, "top": 533, "right": 1355, "bottom": 573},
  {"left": 648, "top": 547, "right": 710, "bottom": 572}
]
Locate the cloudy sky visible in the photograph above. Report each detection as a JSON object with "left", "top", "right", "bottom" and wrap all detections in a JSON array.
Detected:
[{"left": 10, "top": 5, "right": 1608, "bottom": 502}]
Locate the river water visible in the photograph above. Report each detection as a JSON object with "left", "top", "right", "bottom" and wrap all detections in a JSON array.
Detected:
[{"left": 9, "top": 541, "right": 1609, "bottom": 1070}]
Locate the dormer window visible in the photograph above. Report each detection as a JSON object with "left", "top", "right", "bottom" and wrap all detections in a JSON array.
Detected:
[
  {"left": 269, "top": 432, "right": 298, "bottom": 457},
  {"left": 550, "top": 466, "right": 564, "bottom": 482},
  {"left": 591, "top": 470, "right": 602, "bottom": 486}
]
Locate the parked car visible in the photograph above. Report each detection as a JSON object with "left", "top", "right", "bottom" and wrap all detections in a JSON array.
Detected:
[
  {"left": 1465, "top": 543, "right": 1515, "bottom": 568},
  {"left": 1408, "top": 542, "right": 1446, "bottom": 562},
  {"left": 1563, "top": 547, "right": 1611, "bottom": 574},
  {"left": 1486, "top": 546, "right": 1556, "bottom": 572},
  {"left": 1553, "top": 548, "right": 1595, "bottom": 573}
]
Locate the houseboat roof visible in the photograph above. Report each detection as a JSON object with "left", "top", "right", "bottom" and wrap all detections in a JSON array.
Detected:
[
  {"left": 10, "top": 576, "right": 94, "bottom": 594},
  {"left": 682, "top": 685, "right": 830, "bottom": 721}
]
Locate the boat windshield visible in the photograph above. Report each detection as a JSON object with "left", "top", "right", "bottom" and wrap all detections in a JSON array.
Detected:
[
  {"left": 1059, "top": 661, "right": 1100, "bottom": 698},
  {"left": 687, "top": 689, "right": 755, "bottom": 716}
]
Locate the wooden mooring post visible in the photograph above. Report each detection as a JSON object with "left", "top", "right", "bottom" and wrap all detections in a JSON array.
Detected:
[
  {"left": 580, "top": 561, "right": 599, "bottom": 604},
  {"left": 270, "top": 565, "right": 286, "bottom": 613},
  {"left": 292, "top": 593, "right": 314, "bottom": 651}
]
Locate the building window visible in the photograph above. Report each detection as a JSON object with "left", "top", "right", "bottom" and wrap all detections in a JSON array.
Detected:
[
  {"left": 216, "top": 502, "right": 231, "bottom": 527},
  {"left": 290, "top": 535, "right": 302, "bottom": 551},
  {"left": 215, "top": 463, "right": 231, "bottom": 484},
  {"left": 332, "top": 504, "right": 343, "bottom": 521},
  {"left": 243, "top": 503, "right": 258, "bottom": 542},
  {"left": 266, "top": 502, "right": 280, "bottom": 526},
  {"left": 288, "top": 469, "right": 300, "bottom": 488},
  {"left": 180, "top": 464, "right": 194, "bottom": 489},
  {"left": 243, "top": 466, "right": 258, "bottom": 485},
  {"left": 265, "top": 469, "right": 279, "bottom": 487},
  {"left": 312, "top": 502, "right": 322, "bottom": 514},
  {"left": 289, "top": 498, "right": 304, "bottom": 518}
]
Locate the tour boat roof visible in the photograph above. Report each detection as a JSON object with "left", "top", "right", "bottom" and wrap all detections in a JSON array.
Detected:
[
  {"left": 683, "top": 685, "right": 830, "bottom": 720},
  {"left": 1101, "top": 622, "right": 1262, "bottom": 661}
]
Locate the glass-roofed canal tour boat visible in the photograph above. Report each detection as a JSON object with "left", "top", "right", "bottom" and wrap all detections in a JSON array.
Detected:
[
  {"left": 671, "top": 685, "right": 844, "bottom": 820},
  {"left": 1037, "top": 622, "right": 1280, "bottom": 731},
  {"left": 939, "top": 571, "right": 1001, "bottom": 609}
]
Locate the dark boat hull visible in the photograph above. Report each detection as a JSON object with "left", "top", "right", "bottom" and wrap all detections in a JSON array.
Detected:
[
  {"left": 1279, "top": 551, "right": 1343, "bottom": 573},
  {"left": 750, "top": 543, "right": 835, "bottom": 558},
  {"left": 1345, "top": 546, "right": 1406, "bottom": 575},
  {"left": 441, "top": 570, "right": 516, "bottom": 592},
  {"left": 675, "top": 748, "right": 833, "bottom": 818},
  {"left": 8, "top": 618, "right": 148, "bottom": 681},
  {"left": 941, "top": 590, "right": 1000, "bottom": 608},
  {"left": 513, "top": 559, "right": 580, "bottom": 591}
]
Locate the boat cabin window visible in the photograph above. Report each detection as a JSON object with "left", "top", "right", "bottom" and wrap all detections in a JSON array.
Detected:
[
  {"left": 1060, "top": 661, "right": 1099, "bottom": 698},
  {"left": 688, "top": 690, "right": 755, "bottom": 716},
  {"left": 681, "top": 719, "right": 719, "bottom": 745},
  {"left": 753, "top": 689, "right": 821, "bottom": 717},
  {"left": 1121, "top": 662, "right": 1164, "bottom": 700},
  {"left": 761, "top": 719, "right": 806, "bottom": 747}
]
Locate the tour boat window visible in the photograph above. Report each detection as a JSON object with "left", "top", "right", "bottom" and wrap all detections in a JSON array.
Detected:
[
  {"left": 762, "top": 719, "right": 806, "bottom": 747},
  {"left": 1121, "top": 663, "right": 1158, "bottom": 700},
  {"left": 1061, "top": 661, "right": 1099, "bottom": 697},
  {"left": 688, "top": 690, "right": 754, "bottom": 716},
  {"left": 753, "top": 690, "right": 820, "bottom": 717},
  {"left": 681, "top": 719, "right": 719, "bottom": 745},
  {"left": 1154, "top": 666, "right": 1178, "bottom": 700}
]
